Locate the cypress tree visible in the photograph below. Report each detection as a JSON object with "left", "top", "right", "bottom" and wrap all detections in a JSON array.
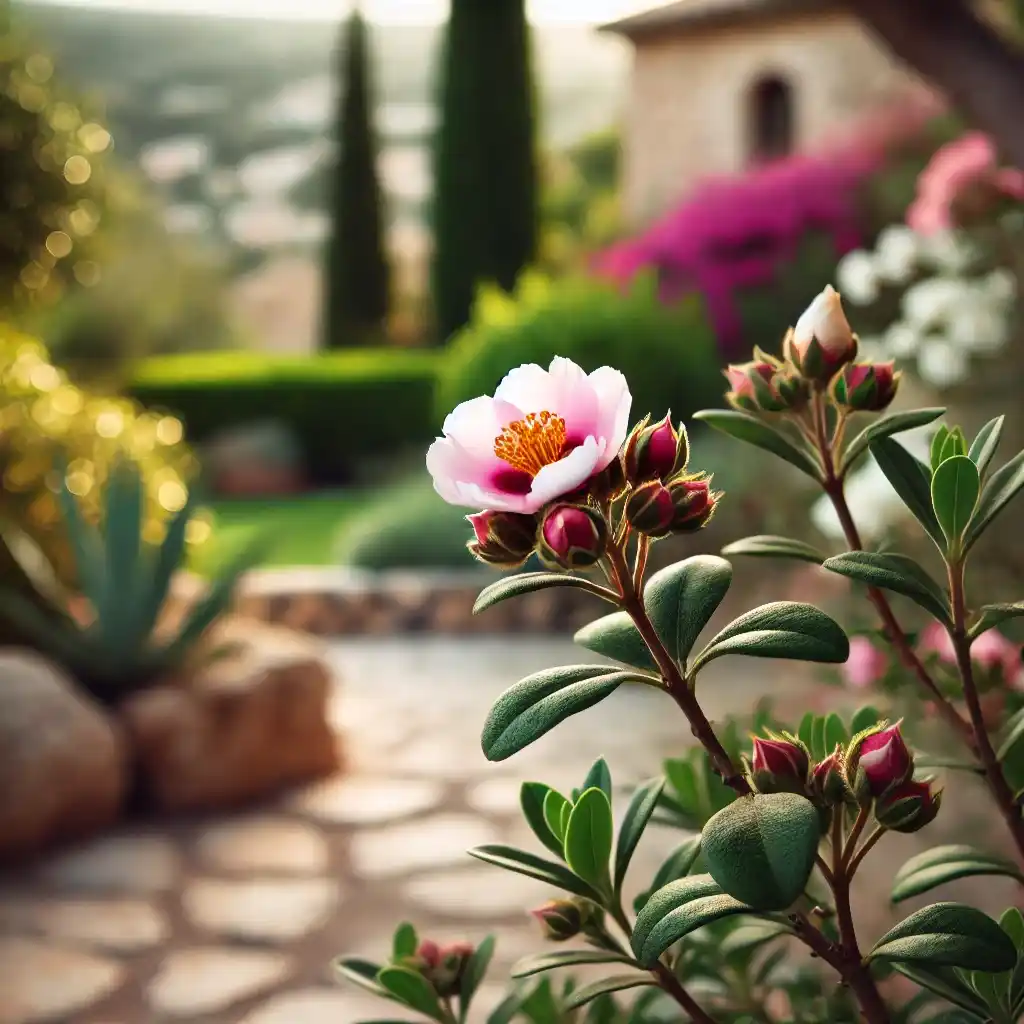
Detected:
[
  {"left": 431, "top": 0, "right": 537, "bottom": 343},
  {"left": 322, "top": 8, "right": 390, "bottom": 347}
]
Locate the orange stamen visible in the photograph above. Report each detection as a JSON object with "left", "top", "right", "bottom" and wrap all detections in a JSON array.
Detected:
[{"left": 494, "top": 411, "right": 567, "bottom": 477}]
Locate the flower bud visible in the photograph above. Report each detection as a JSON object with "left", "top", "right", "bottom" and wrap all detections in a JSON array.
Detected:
[
  {"left": 625, "top": 479, "right": 675, "bottom": 538},
  {"left": 589, "top": 455, "right": 627, "bottom": 503},
  {"left": 785, "top": 285, "right": 858, "bottom": 385},
  {"left": 415, "top": 939, "right": 441, "bottom": 970},
  {"left": 811, "top": 747, "right": 850, "bottom": 806},
  {"left": 749, "top": 735, "right": 810, "bottom": 794},
  {"left": 538, "top": 504, "right": 608, "bottom": 569},
  {"left": 666, "top": 476, "right": 719, "bottom": 533},
  {"left": 847, "top": 722, "right": 914, "bottom": 800},
  {"left": 623, "top": 412, "right": 689, "bottom": 483},
  {"left": 530, "top": 899, "right": 583, "bottom": 942},
  {"left": 724, "top": 361, "right": 786, "bottom": 413},
  {"left": 831, "top": 361, "right": 901, "bottom": 412},
  {"left": 874, "top": 779, "right": 942, "bottom": 833},
  {"left": 467, "top": 510, "right": 538, "bottom": 569},
  {"left": 429, "top": 942, "right": 475, "bottom": 997}
]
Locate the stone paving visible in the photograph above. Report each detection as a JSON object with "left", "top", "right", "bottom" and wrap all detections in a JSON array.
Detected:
[{"left": 0, "top": 637, "right": 821, "bottom": 1024}]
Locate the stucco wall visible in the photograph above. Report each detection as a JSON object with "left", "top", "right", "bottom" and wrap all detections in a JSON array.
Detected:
[{"left": 620, "top": 9, "right": 921, "bottom": 226}]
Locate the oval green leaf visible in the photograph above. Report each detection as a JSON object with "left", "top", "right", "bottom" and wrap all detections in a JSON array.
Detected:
[
  {"left": 842, "top": 408, "right": 945, "bottom": 475},
  {"left": 631, "top": 873, "right": 752, "bottom": 965},
  {"left": 868, "top": 902, "right": 1018, "bottom": 971},
  {"left": 468, "top": 844, "right": 602, "bottom": 901},
  {"left": 474, "top": 573, "right": 616, "bottom": 615},
  {"left": 564, "top": 787, "right": 614, "bottom": 895},
  {"left": 644, "top": 555, "right": 733, "bottom": 664},
  {"left": 968, "top": 416, "right": 1004, "bottom": 478},
  {"left": 693, "top": 409, "right": 822, "bottom": 480},
  {"left": 458, "top": 935, "right": 495, "bottom": 1022},
  {"left": 891, "top": 846, "right": 1024, "bottom": 903},
  {"left": 614, "top": 776, "right": 665, "bottom": 892},
  {"left": 520, "top": 782, "right": 565, "bottom": 858},
  {"left": 695, "top": 601, "right": 849, "bottom": 670},
  {"left": 701, "top": 793, "right": 821, "bottom": 911},
  {"left": 377, "top": 966, "right": 446, "bottom": 1021},
  {"left": 965, "top": 449, "right": 1024, "bottom": 552},
  {"left": 574, "top": 612, "right": 659, "bottom": 672},
  {"left": 392, "top": 922, "right": 418, "bottom": 959},
  {"left": 931, "top": 455, "right": 980, "bottom": 548},
  {"left": 543, "top": 789, "right": 572, "bottom": 845},
  {"left": 563, "top": 975, "right": 655, "bottom": 1011},
  {"left": 481, "top": 665, "right": 630, "bottom": 761},
  {"left": 332, "top": 956, "right": 388, "bottom": 997},
  {"left": 871, "top": 436, "right": 945, "bottom": 549},
  {"left": 582, "top": 757, "right": 613, "bottom": 803},
  {"left": 510, "top": 950, "right": 639, "bottom": 979},
  {"left": 822, "top": 551, "right": 951, "bottom": 625},
  {"left": 633, "top": 835, "right": 703, "bottom": 913},
  {"left": 972, "top": 601, "right": 1024, "bottom": 639},
  {"left": 721, "top": 535, "right": 826, "bottom": 565}
]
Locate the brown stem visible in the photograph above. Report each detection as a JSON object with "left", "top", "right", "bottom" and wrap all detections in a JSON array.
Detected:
[
  {"left": 652, "top": 961, "right": 719, "bottom": 1024},
  {"left": 847, "top": 826, "right": 886, "bottom": 879},
  {"left": 948, "top": 562, "right": 1024, "bottom": 864},
  {"left": 823, "top": 478, "right": 973, "bottom": 745}
]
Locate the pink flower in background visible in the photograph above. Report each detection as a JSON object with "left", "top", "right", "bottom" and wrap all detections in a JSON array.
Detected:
[
  {"left": 917, "top": 621, "right": 1021, "bottom": 688},
  {"left": 427, "top": 357, "right": 631, "bottom": 514},
  {"left": 843, "top": 636, "right": 889, "bottom": 689},
  {"left": 917, "top": 621, "right": 957, "bottom": 663},
  {"left": 907, "top": 131, "right": 1024, "bottom": 234}
]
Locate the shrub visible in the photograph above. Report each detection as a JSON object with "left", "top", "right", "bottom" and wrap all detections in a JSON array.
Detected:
[
  {"left": 128, "top": 350, "right": 441, "bottom": 484},
  {"left": 437, "top": 271, "right": 723, "bottom": 426}
]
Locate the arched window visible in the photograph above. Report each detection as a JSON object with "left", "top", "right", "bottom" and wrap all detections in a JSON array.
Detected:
[{"left": 748, "top": 75, "right": 794, "bottom": 163}]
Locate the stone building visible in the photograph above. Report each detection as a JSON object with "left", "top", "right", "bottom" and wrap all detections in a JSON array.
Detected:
[{"left": 600, "top": 0, "right": 925, "bottom": 227}]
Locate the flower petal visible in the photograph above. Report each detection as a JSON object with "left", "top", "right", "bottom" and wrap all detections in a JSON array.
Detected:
[
  {"left": 587, "top": 367, "right": 632, "bottom": 467},
  {"left": 494, "top": 362, "right": 559, "bottom": 411},
  {"left": 443, "top": 395, "right": 523, "bottom": 459},
  {"left": 523, "top": 436, "right": 604, "bottom": 512}
]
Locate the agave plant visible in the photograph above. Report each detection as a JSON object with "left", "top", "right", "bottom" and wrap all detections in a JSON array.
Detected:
[{"left": 0, "top": 458, "right": 262, "bottom": 705}]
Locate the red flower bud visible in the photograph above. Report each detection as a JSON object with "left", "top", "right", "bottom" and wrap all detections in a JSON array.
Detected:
[
  {"left": 749, "top": 735, "right": 810, "bottom": 794},
  {"left": 724, "top": 361, "right": 786, "bottom": 413},
  {"left": 623, "top": 412, "right": 689, "bottom": 483},
  {"left": 530, "top": 899, "right": 583, "bottom": 941},
  {"left": 831, "top": 361, "right": 901, "bottom": 412},
  {"left": 625, "top": 479, "right": 676, "bottom": 538},
  {"left": 850, "top": 723, "right": 914, "bottom": 798},
  {"left": 416, "top": 940, "right": 441, "bottom": 969},
  {"left": 874, "top": 779, "right": 942, "bottom": 833},
  {"left": 811, "top": 748, "right": 850, "bottom": 805},
  {"left": 538, "top": 504, "right": 608, "bottom": 569},
  {"left": 589, "top": 456, "right": 627, "bottom": 503},
  {"left": 467, "top": 510, "right": 538, "bottom": 569},
  {"left": 785, "top": 286, "right": 858, "bottom": 385},
  {"left": 667, "top": 477, "right": 719, "bottom": 533}
]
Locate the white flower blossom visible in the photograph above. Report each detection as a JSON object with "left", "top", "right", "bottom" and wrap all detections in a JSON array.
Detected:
[
  {"left": 917, "top": 337, "right": 970, "bottom": 388},
  {"left": 949, "top": 302, "right": 1009, "bottom": 355},
  {"left": 919, "top": 230, "right": 978, "bottom": 274},
  {"left": 984, "top": 267, "right": 1017, "bottom": 306},
  {"left": 836, "top": 249, "right": 880, "bottom": 306},
  {"left": 883, "top": 321, "right": 921, "bottom": 359},
  {"left": 874, "top": 224, "right": 921, "bottom": 284},
  {"left": 901, "top": 277, "right": 967, "bottom": 331}
]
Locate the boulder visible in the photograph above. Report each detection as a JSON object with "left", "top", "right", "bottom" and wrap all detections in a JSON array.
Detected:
[
  {"left": 120, "top": 618, "right": 339, "bottom": 812},
  {"left": 0, "top": 651, "right": 126, "bottom": 862}
]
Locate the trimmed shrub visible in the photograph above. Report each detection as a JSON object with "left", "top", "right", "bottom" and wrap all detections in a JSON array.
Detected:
[
  {"left": 437, "top": 270, "right": 723, "bottom": 426},
  {"left": 129, "top": 350, "right": 441, "bottom": 484}
]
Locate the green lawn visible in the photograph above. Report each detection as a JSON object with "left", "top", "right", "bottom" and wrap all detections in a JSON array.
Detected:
[{"left": 190, "top": 490, "right": 368, "bottom": 577}]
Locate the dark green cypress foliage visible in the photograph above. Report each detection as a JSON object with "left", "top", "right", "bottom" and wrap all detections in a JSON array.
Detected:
[
  {"left": 430, "top": 0, "right": 538, "bottom": 344},
  {"left": 322, "top": 8, "right": 390, "bottom": 348}
]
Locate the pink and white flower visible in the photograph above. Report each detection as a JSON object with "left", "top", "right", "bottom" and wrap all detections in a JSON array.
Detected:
[{"left": 427, "top": 357, "right": 632, "bottom": 514}]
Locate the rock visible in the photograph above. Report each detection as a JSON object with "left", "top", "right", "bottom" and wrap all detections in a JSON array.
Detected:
[
  {"left": 196, "top": 815, "right": 329, "bottom": 874},
  {"left": 0, "top": 896, "right": 168, "bottom": 953},
  {"left": 35, "top": 834, "right": 179, "bottom": 893},
  {"left": 120, "top": 619, "right": 339, "bottom": 812},
  {"left": 148, "top": 947, "right": 292, "bottom": 1017},
  {"left": 287, "top": 776, "right": 444, "bottom": 826},
  {"left": 0, "top": 938, "right": 125, "bottom": 1024},
  {"left": 239, "top": 988, "right": 413, "bottom": 1024},
  {"left": 0, "top": 651, "right": 126, "bottom": 862},
  {"left": 405, "top": 866, "right": 546, "bottom": 919}
]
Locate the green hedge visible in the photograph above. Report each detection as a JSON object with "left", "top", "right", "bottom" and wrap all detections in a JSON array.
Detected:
[{"left": 129, "top": 350, "right": 441, "bottom": 482}]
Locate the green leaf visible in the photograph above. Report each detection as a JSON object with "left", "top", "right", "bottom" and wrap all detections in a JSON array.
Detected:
[
  {"left": 521, "top": 782, "right": 566, "bottom": 859},
  {"left": 392, "top": 922, "right": 418, "bottom": 959},
  {"left": 972, "top": 602, "right": 1024, "bottom": 639},
  {"left": 101, "top": 459, "right": 144, "bottom": 623},
  {"left": 939, "top": 427, "right": 967, "bottom": 466},
  {"left": 644, "top": 555, "right": 733, "bottom": 665},
  {"left": 702, "top": 793, "right": 821, "bottom": 911},
  {"left": 871, "top": 436, "right": 946, "bottom": 548},
  {"left": 891, "top": 846, "right": 1024, "bottom": 903},
  {"left": 511, "top": 950, "right": 639, "bottom": 979},
  {"left": 562, "top": 975, "right": 655, "bottom": 1011},
  {"left": 718, "top": 920, "right": 793, "bottom": 958},
  {"left": 468, "top": 844, "right": 602, "bottom": 901},
  {"left": 564, "top": 787, "right": 614, "bottom": 896},
  {"left": 931, "top": 426, "right": 951, "bottom": 473},
  {"left": 842, "top": 408, "right": 946, "bottom": 475},
  {"left": 55, "top": 467, "right": 107, "bottom": 615},
  {"left": 634, "top": 835, "right": 703, "bottom": 913},
  {"left": 965, "top": 450, "right": 1024, "bottom": 552},
  {"left": 574, "top": 613, "right": 658, "bottom": 672},
  {"left": 486, "top": 992, "right": 524, "bottom": 1024},
  {"left": 631, "top": 873, "right": 752, "bottom": 965},
  {"left": 969, "top": 416, "right": 1004, "bottom": 478},
  {"left": 583, "top": 758, "right": 613, "bottom": 804},
  {"left": 694, "top": 601, "right": 849, "bottom": 670},
  {"left": 459, "top": 935, "right": 495, "bottom": 1023},
  {"left": 850, "top": 705, "right": 882, "bottom": 735},
  {"left": 614, "top": 777, "right": 665, "bottom": 893},
  {"left": 868, "top": 903, "right": 1018, "bottom": 971},
  {"left": 891, "top": 963, "right": 991, "bottom": 1017},
  {"left": 721, "top": 535, "right": 826, "bottom": 565},
  {"left": 810, "top": 715, "right": 827, "bottom": 762},
  {"left": 822, "top": 551, "right": 951, "bottom": 624},
  {"left": 823, "top": 713, "right": 848, "bottom": 756},
  {"left": 377, "top": 966, "right": 446, "bottom": 1021},
  {"left": 931, "top": 455, "right": 980, "bottom": 547},
  {"left": 481, "top": 665, "right": 632, "bottom": 762},
  {"left": 474, "top": 573, "right": 617, "bottom": 615},
  {"left": 693, "top": 409, "right": 821, "bottom": 480},
  {"left": 332, "top": 956, "right": 389, "bottom": 997},
  {"left": 1001, "top": 907, "right": 1024, "bottom": 952},
  {"left": 797, "top": 711, "right": 814, "bottom": 751},
  {"left": 544, "top": 790, "right": 572, "bottom": 845},
  {"left": 997, "top": 709, "right": 1024, "bottom": 762}
]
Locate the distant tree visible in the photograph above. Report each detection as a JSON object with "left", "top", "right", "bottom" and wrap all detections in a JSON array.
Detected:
[
  {"left": 322, "top": 8, "right": 390, "bottom": 347},
  {"left": 431, "top": 0, "right": 537, "bottom": 343}
]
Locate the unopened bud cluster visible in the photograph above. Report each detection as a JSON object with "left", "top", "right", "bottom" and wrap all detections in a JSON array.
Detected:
[
  {"left": 529, "top": 897, "right": 603, "bottom": 942},
  {"left": 746, "top": 721, "right": 940, "bottom": 834},
  {"left": 405, "top": 939, "right": 476, "bottom": 998},
  {"left": 724, "top": 285, "right": 901, "bottom": 414}
]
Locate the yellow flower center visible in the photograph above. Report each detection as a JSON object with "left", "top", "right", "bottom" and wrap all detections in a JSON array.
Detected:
[{"left": 494, "top": 411, "right": 567, "bottom": 477}]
